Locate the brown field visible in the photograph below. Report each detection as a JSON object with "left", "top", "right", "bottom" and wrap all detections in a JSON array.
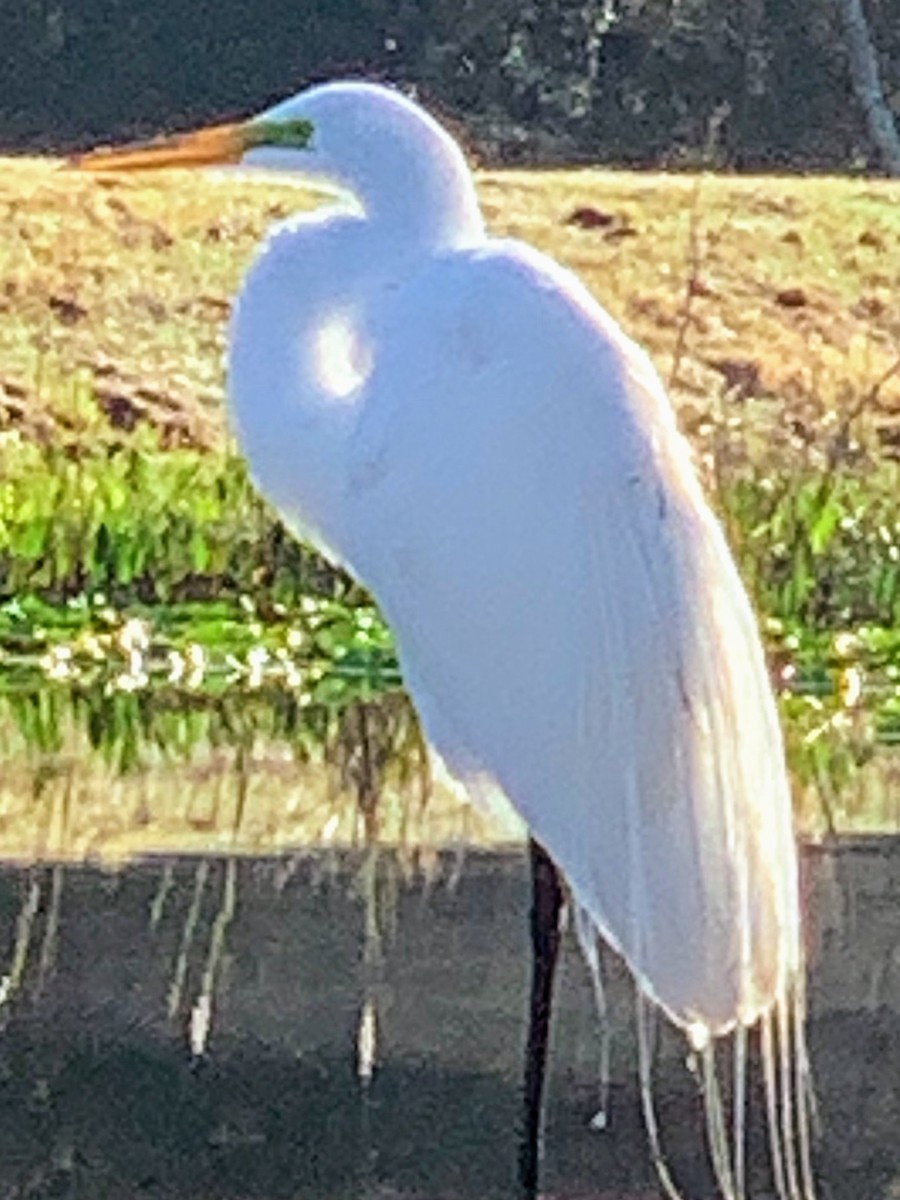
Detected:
[{"left": 0, "top": 158, "right": 898, "bottom": 451}]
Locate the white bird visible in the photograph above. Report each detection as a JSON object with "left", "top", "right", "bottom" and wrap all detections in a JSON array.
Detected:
[{"left": 77, "top": 81, "right": 813, "bottom": 1200}]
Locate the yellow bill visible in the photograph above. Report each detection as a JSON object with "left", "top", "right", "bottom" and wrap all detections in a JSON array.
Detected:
[
  {"left": 73, "top": 122, "right": 246, "bottom": 173},
  {"left": 73, "top": 117, "right": 313, "bottom": 173}
]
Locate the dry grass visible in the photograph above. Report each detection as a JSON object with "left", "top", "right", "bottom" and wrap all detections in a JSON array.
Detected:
[{"left": 1, "top": 158, "right": 898, "bottom": 451}]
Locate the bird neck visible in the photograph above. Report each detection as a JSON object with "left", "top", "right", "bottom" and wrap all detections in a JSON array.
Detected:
[{"left": 357, "top": 144, "right": 484, "bottom": 253}]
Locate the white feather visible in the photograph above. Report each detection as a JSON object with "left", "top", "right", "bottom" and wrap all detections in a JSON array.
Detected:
[{"left": 344, "top": 238, "right": 800, "bottom": 1037}]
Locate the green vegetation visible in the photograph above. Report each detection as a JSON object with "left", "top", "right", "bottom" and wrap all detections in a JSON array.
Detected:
[
  {"left": 0, "top": 437, "right": 308, "bottom": 603},
  {"left": 1, "top": 432, "right": 900, "bottom": 628}
]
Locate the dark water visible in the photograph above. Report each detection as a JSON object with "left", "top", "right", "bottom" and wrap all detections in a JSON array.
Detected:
[{"left": 0, "top": 846, "right": 898, "bottom": 1199}]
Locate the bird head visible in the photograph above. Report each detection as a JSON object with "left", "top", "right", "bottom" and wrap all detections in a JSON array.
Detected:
[
  {"left": 75, "top": 81, "right": 483, "bottom": 246},
  {"left": 78, "top": 83, "right": 453, "bottom": 192}
]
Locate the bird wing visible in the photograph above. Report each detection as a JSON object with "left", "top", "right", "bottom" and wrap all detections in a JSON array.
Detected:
[{"left": 345, "top": 240, "right": 799, "bottom": 1035}]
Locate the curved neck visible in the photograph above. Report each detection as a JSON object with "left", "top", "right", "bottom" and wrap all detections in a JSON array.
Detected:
[{"left": 353, "top": 138, "right": 484, "bottom": 253}]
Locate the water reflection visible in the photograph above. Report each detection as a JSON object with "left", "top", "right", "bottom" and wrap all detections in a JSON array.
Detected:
[
  {"left": 0, "top": 692, "right": 529, "bottom": 862},
  {"left": 0, "top": 850, "right": 897, "bottom": 1199},
  {"left": 2, "top": 594, "right": 900, "bottom": 839},
  {"left": 1, "top": 602, "right": 899, "bottom": 1194},
  {"left": 1, "top": 677, "right": 898, "bottom": 864}
]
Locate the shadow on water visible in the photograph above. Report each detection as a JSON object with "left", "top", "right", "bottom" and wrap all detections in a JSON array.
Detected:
[
  {"left": 0, "top": 1033, "right": 524, "bottom": 1199},
  {"left": 0, "top": 851, "right": 897, "bottom": 1198}
]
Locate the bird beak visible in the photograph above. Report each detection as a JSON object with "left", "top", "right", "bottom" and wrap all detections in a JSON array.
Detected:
[{"left": 72, "top": 121, "right": 247, "bottom": 173}]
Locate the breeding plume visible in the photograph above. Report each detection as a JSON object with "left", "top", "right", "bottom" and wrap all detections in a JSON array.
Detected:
[{"left": 78, "top": 81, "right": 814, "bottom": 1199}]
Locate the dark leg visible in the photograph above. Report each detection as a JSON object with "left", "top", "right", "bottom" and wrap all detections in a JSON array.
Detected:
[{"left": 518, "top": 836, "right": 565, "bottom": 1200}]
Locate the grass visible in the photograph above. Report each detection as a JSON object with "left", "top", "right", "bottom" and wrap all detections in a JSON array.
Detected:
[
  {"left": 2, "top": 161, "right": 900, "bottom": 631},
  {"left": 1, "top": 156, "right": 899, "bottom": 848}
]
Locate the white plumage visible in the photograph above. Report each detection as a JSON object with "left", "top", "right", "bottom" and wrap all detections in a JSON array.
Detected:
[
  {"left": 78, "top": 80, "right": 812, "bottom": 1197},
  {"left": 228, "top": 83, "right": 801, "bottom": 1041}
]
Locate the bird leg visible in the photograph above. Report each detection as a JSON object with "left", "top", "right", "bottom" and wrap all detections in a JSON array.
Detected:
[{"left": 519, "top": 836, "right": 565, "bottom": 1199}]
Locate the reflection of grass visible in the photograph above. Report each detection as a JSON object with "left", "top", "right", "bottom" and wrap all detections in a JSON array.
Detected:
[
  {"left": 0, "top": 630, "right": 896, "bottom": 857},
  {"left": 0, "top": 715, "right": 517, "bottom": 862},
  {"left": 0, "top": 641, "right": 518, "bottom": 860}
]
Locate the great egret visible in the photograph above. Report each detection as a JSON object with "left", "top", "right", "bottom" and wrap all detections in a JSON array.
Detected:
[{"left": 77, "top": 81, "right": 813, "bottom": 1199}]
